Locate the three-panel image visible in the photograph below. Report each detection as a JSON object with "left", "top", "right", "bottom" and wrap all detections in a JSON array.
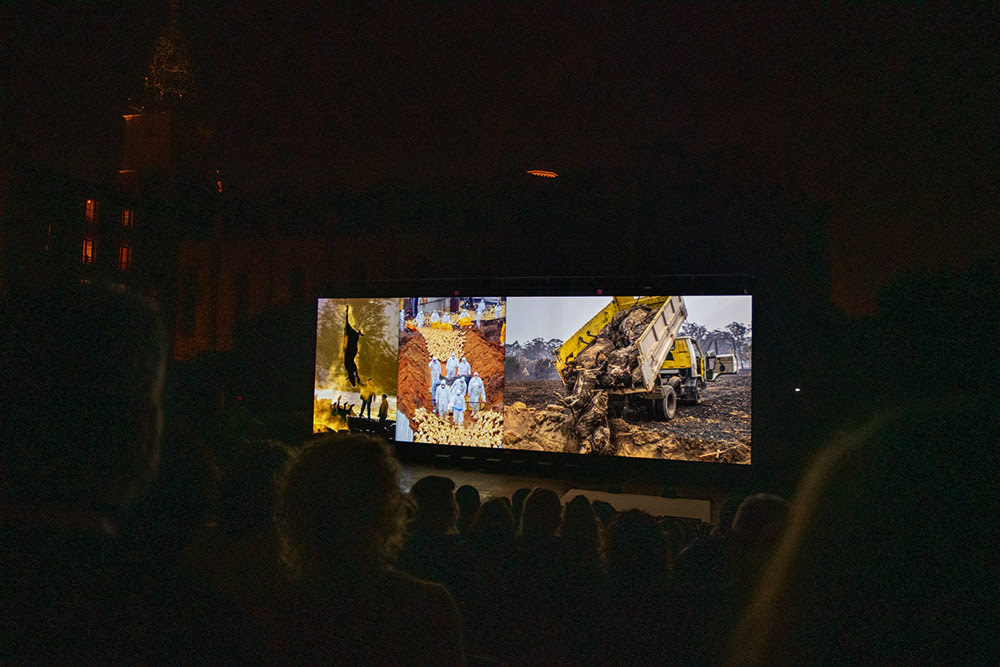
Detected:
[{"left": 314, "top": 295, "right": 752, "bottom": 464}]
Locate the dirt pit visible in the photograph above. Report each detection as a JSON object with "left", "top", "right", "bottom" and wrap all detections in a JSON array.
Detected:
[
  {"left": 397, "top": 327, "right": 505, "bottom": 424},
  {"left": 503, "top": 373, "right": 751, "bottom": 463}
]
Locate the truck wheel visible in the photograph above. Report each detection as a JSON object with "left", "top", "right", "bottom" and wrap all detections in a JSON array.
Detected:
[
  {"left": 682, "top": 386, "right": 701, "bottom": 405},
  {"left": 653, "top": 385, "right": 677, "bottom": 420}
]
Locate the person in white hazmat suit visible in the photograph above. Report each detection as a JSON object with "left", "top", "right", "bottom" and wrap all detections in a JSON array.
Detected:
[
  {"left": 399, "top": 308, "right": 406, "bottom": 331},
  {"left": 416, "top": 310, "right": 425, "bottom": 328},
  {"left": 429, "top": 358, "right": 442, "bottom": 410},
  {"left": 446, "top": 353, "right": 459, "bottom": 379},
  {"left": 430, "top": 311, "right": 440, "bottom": 326},
  {"left": 467, "top": 372, "right": 486, "bottom": 415},
  {"left": 458, "top": 356, "right": 471, "bottom": 379},
  {"left": 450, "top": 376, "right": 468, "bottom": 427},
  {"left": 442, "top": 312, "right": 452, "bottom": 327},
  {"left": 476, "top": 300, "right": 485, "bottom": 327},
  {"left": 436, "top": 380, "right": 452, "bottom": 419}
]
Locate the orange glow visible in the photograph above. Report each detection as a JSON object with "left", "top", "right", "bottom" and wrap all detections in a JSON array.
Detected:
[
  {"left": 123, "top": 114, "right": 142, "bottom": 120},
  {"left": 122, "top": 209, "right": 134, "bottom": 228},
  {"left": 527, "top": 170, "right": 558, "bottom": 178},
  {"left": 82, "top": 237, "right": 94, "bottom": 264},
  {"left": 85, "top": 199, "right": 97, "bottom": 223},
  {"left": 118, "top": 245, "right": 132, "bottom": 271}
]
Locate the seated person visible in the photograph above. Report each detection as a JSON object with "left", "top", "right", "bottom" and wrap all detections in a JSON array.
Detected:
[{"left": 267, "top": 433, "right": 464, "bottom": 665}]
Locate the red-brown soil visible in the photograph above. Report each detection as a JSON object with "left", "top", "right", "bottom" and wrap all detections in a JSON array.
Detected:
[
  {"left": 462, "top": 328, "right": 504, "bottom": 410},
  {"left": 397, "top": 330, "right": 433, "bottom": 419}
]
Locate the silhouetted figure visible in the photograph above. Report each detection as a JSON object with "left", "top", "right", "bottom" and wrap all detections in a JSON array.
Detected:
[
  {"left": 185, "top": 439, "right": 290, "bottom": 628},
  {"left": 397, "top": 476, "right": 477, "bottom": 652},
  {"left": 730, "top": 399, "right": 998, "bottom": 665},
  {"left": 455, "top": 484, "right": 481, "bottom": 536},
  {"left": 467, "top": 497, "right": 517, "bottom": 571},
  {"left": 729, "top": 493, "right": 789, "bottom": 588},
  {"left": 511, "top": 487, "right": 532, "bottom": 528},
  {"left": 592, "top": 499, "right": 617, "bottom": 528},
  {"left": 510, "top": 488, "right": 570, "bottom": 661},
  {"left": 559, "top": 495, "right": 606, "bottom": 663},
  {"left": 359, "top": 377, "right": 375, "bottom": 418},
  {"left": 465, "top": 497, "right": 518, "bottom": 658},
  {"left": 600, "top": 509, "right": 679, "bottom": 664},
  {"left": 378, "top": 393, "right": 389, "bottom": 423},
  {"left": 268, "top": 434, "right": 464, "bottom": 665},
  {"left": 0, "top": 283, "right": 173, "bottom": 662},
  {"left": 343, "top": 306, "right": 364, "bottom": 386}
]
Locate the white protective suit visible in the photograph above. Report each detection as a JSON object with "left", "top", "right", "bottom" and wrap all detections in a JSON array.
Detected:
[
  {"left": 458, "top": 357, "right": 471, "bottom": 378},
  {"left": 451, "top": 382, "right": 467, "bottom": 426},
  {"left": 436, "top": 382, "right": 452, "bottom": 418},
  {"left": 476, "top": 300, "right": 485, "bottom": 327},
  {"left": 430, "top": 373, "right": 441, "bottom": 411},
  {"left": 416, "top": 311, "right": 425, "bottom": 328},
  {"left": 467, "top": 374, "right": 486, "bottom": 413},
  {"left": 446, "top": 354, "right": 459, "bottom": 379},
  {"left": 450, "top": 376, "right": 468, "bottom": 406}
]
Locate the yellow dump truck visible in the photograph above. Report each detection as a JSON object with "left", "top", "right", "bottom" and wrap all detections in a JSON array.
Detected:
[{"left": 555, "top": 296, "right": 737, "bottom": 419}]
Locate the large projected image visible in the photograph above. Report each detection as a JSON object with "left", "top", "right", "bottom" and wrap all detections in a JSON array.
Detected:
[
  {"left": 503, "top": 296, "right": 751, "bottom": 463},
  {"left": 395, "top": 297, "right": 506, "bottom": 446},
  {"left": 311, "top": 293, "right": 751, "bottom": 464},
  {"left": 313, "top": 298, "right": 400, "bottom": 439}
]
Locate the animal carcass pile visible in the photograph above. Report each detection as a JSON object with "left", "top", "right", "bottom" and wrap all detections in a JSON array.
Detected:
[{"left": 560, "top": 305, "right": 658, "bottom": 455}]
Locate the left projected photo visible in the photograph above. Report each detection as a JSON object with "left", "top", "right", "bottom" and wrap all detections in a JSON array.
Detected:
[{"left": 313, "top": 298, "right": 400, "bottom": 439}]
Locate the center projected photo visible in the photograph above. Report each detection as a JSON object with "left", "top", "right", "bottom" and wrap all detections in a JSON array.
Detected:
[
  {"left": 503, "top": 296, "right": 751, "bottom": 463},
  {"left": 395, "top": 297, "right": 506, "bottom": 447}
]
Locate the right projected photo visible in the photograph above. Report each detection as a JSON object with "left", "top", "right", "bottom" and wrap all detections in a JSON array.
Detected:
[{"left": 503, "top": 295, "right": 751, "bottom": 463}]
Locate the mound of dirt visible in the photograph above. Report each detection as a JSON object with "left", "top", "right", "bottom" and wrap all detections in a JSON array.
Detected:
[
  {"left": 397, "top": 330, "right": 432, "bottom": 419},
  {"left": 502, "top": 401, "right": 576, "bottom": 453},
  {"left": 462, "top": 328, "right": 505, "bottom": 409}
]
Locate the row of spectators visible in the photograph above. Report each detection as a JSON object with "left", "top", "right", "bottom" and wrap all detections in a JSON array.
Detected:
[{"left": 1, "top": 283, "right": 995, "bottom": 664}]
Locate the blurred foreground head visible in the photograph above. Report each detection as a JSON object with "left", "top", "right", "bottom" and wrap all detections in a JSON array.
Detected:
[
  {"left": 731, "top": 398, "right": 998, "bottom": 665},
  {"left": 276, "top": 433, "right": 410, "bottom": 577},
  {"left": 0, "top": 283, "right": 167, "bottom": 511}
]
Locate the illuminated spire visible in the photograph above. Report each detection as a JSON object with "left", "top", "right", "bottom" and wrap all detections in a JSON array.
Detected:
[{"left": 144, "top": 0, "right": 193, "bottom": 105}]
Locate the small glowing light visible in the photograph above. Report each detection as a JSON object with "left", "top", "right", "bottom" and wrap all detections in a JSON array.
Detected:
[
  {"left": 794, "top": 387, "right": 801, "bottom": 392},
  {"left": 527, "top": 170, "right": 558, "bottom": 178},
  {"left": 237, "top": 395, "right": 243, "bottom": 401}
]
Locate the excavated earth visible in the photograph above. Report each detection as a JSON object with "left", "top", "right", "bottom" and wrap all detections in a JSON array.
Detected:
[
  {"left": 397, "top": 326, "right": 505, "bottom": 445},
  {"left": 504, "top": 372, "right": 751, "bottom": 463}
]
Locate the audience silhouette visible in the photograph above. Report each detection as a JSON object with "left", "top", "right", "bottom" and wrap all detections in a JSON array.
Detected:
[
  {"left": 8, "top": 279, "right": 987, "bottom": 664},
  {"left": 268, "top": 434, "right": 464, "bottom": 665}
]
